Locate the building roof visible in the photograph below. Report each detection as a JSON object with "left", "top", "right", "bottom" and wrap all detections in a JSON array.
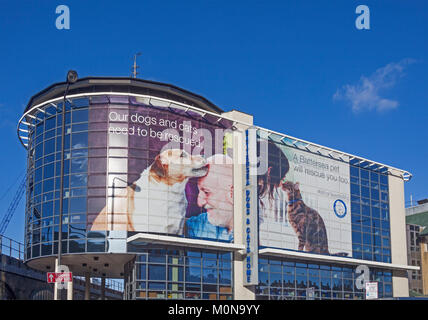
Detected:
[
  {"left": 406, "top": 212, "right": 428, "bottom": 228},
  {"left": 23, "top": 77, "right": 224, "bottom": 115},
  {"left": 406, "top": 206, "right": 428, "bottom": 237}
]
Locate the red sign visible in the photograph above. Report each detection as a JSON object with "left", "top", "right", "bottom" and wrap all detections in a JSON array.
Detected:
[{"left": 47, "top": 272, "right": 72, "bottom": 283}]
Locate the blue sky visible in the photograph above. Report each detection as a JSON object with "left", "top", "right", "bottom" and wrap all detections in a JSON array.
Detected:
[{"left": 0, "top": 0, "right": 426, "bottom": 242}]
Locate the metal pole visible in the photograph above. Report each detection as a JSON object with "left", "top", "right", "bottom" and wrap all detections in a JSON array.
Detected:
[
  {"left": 101, "top": 277, "right": 106, "bottom": 300},
  {"left": 85, "top": 272, "right": 91, "bottom": 300},
  {"left": 54, "top": 258, "right": 59, "bottom": 300},
  {"left": 57, "top": 83, "right": 70, "bottom": 300},
  {"left": 67, "top": 277, "right": 73, "bottom": 300}
]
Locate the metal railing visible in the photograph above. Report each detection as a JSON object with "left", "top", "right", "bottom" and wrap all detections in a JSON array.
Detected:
[{"left": 0, "top": 235, "right": 25, "bottom": 260}]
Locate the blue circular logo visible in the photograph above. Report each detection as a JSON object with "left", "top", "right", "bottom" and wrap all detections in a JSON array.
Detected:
[{"left": 333, "top": 199, "right": 347, "bottom": 218}]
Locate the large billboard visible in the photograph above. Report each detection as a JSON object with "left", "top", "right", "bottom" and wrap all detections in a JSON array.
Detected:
[
  {"left": 257, "top": 135, "right": 352, "bottom": 256},
  {"left": 88, "top": 97, "right": 234, "bottom": 243}
]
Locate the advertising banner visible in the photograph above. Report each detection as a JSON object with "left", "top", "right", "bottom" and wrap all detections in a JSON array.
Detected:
[
  {"left": 88, "top": 98, "right": 235, "bottom": 243},
  {"left": 257, "top": 135, "right": 352, "bottom": 256}
]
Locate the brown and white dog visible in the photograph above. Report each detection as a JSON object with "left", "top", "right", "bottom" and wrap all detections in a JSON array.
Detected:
[{"left": 91, "top": 149, "right": 208, "bottom": 233}]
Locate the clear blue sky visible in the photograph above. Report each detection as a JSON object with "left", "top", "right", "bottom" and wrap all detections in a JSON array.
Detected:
[{"left": 0, "top": 0, "right": 426, "bottom": 242}]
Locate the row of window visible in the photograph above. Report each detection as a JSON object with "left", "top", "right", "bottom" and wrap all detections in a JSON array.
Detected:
[{"left": 256, "top": 257, "right": 392, "bottom": 300}]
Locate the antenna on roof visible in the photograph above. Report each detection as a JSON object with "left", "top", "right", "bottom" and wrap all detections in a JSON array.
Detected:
[{"left": 131, "top": 52, "right": 142, "bottom": 78}]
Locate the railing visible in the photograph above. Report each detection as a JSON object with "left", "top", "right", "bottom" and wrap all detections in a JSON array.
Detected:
[
  {"left": 0, "top": 235, "right": 25, "bottom": 260},
  {"left": 0, "top": 235, "right": 124, "bottom": 293},
  {"left": 74, "top": 276, "right": 124, "bottom": 293}
]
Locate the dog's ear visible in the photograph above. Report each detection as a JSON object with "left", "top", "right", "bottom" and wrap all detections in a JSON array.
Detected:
[{"left": 151, "top": 155, "right": 168, "bottom": 177}]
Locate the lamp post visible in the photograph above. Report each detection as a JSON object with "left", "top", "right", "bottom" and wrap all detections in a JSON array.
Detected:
[{"left": 56, "top": 70, "right": 78, "bottom": 300}]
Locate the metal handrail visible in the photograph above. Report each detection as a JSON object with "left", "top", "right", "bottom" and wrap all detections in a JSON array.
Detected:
[
  {"left": 0, "top": 235, "right": 123, "bottom": 293},
  {"left": 0, "top": 235, "right": 25, "bottom": 260}
]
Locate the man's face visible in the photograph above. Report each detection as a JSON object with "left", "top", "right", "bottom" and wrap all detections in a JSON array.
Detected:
[{"left": 197, "top": 163, "right": 233, "bottom": 228}]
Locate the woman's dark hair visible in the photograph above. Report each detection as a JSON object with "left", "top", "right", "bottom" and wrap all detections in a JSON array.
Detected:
[{"left": 258, "top": 141, "right": 290, "bottom": 201}]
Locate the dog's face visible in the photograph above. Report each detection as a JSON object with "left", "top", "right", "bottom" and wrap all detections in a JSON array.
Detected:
[{"left": 150, "top": 149, "right": 208, "bottom": 184}]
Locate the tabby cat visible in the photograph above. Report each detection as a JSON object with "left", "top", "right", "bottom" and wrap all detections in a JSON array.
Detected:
[{"left": 281, "top": 180, "right": 330, "bottom": 254}]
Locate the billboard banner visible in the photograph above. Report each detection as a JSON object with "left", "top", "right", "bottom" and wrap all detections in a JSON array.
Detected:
[
  {"left": 257, "top": 134, "right": 352, "bottom": 257},
  {"left": 88, "top": 98, "right": 235, "bottom": 243}
]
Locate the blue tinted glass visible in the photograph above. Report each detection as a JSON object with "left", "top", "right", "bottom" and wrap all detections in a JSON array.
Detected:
[
  {"left": 71, "top": 158, "right": 87, "bottom": 173},
  {"left": 381, "top": 210, "right": 389, "bottom": 220},
  {"left": 186, "top": 267, "right": 201, "bottom": 282},
  {"left": 43, "top": 178, "right": 54, "bottom": 193},
  {"left": 43, "top": 164, "right": 55, "bottom": 179},
  {"left": 351, "top": 204, "right": 361, "bottom": 214},
  {"left": 203, "top": 268, "right": 217, "bottom": 283},
  {"left": 380, "top": 174, "right": 388, "bottom": 185},
  {"left": 351, "top": 184, "right": 360, "bottom": 196},
  {"left": 350, "top": 166, "right": 359, "bottom": 177},
  {"left": 371, "top": 189, "right": 380, "bottom": 200},
  {"left": 360, "top": 169, "right": 369, "bottom": 179},
  {"left": 148, "top": 264, "right": 166, "bottom": 281},
  {"left": 72, "top": 132, "right": 88, "bottom": 149},
  {"left": 381, "top": 192, "right": 388, "bottom": 202},
  {"left": 352, "top": 232, "right": 362, "bottom": 244},
  {"left": 70, "top": 174, "right": 87, "bottom": 188},
  {"left": 352, "top": 214, "right": 362, "bottom": 224},
  {"left": 372, "top": 207, "right": 380, "bottom": 218},
  {"left": 69, "top": 197, "right": 86, "bottom": 213},
  {"left": 350, "top": 176, "right": 359, "bottom": 185},
  {"left": 370, "top": 172, "right": 379, "bottom": 182},
  {"left": 361, "top": 205, "right": 370, "bottom": 216},
  {"left": 361, "top": 187, "right": 370, "bottom": 198},
  {"left": 35, "top": 144, "right": 43, "bottom": 160},
  {"left": 72, "top": 109, "right": 88, "bottom": 123},
  {"left": 45, "top": 117, "right": 56, "bottom": 131}
]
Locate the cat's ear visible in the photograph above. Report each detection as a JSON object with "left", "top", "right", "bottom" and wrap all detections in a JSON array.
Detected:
[{"left": 294, "top": 182, "right": 300, "bottom": 190}]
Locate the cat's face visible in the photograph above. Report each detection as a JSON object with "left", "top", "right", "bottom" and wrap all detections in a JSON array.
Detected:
[{"left": 281, "top": 180, "right": 300, "bottom": 201}]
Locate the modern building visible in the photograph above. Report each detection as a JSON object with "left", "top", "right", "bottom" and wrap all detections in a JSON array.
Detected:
[
  {"left": 406, "top": 199, "right": 428, "bottom": 296},
  {"left": 17, "top": 74, "right": 418, "bottom": 300}
]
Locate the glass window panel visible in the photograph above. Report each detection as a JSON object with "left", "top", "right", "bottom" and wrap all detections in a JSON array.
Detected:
[
  {"left": 136, "top": 264, "right": 146, "bottom": 279},
  {"left": 168, "top": 266, "right": 184, "bottom": 282},
  {"left": 296, "top": 276, "right": 307, "bottom": 289},
  {"left": 351, "top": 184, "right": 360, "bottom": 196},
  {"left": 259, "top": 272, "right": 269, "bottom": 286},
  {"left": 203, "top": 268, "right": 217, "bottom": 284},
  {"left": 186, "top": 267, "right": 201, "bottom": 282},
  {"left": 72, "top": 109, "right": 88, "bottom": 123},
  {"left": 70, "top": 174, "right": 87, "bottom": 188},
  {"left": 69, "top": 224, "right": 86, "bottom": 239},
  {"left": 148, "top": 264, "right": 166, "bottom": 281},
  {"left": 87, "top": 239, "right": 105, "bottom": 252},
  {"left": 71, "top": 158, "right": 87, "bottom": 173},
  {"left": 69, "top": 239, "right": 85, "bottom": 253},
  {"left": 350, "top": 166, "right": 359, "bottom": 177},
  {"left": 72, "top": 132, "right": 88, "bottom": 149},
  {"left": 270, "top": 272, "right": 282, "bottom": 287},
  {"left": 361, "top": 187, "right": 370, "bottom": 198},
  {"left": 370, "top": 171, "right": 379, "bottom": 182},
  {"left": 219, "top": 269, "right": 231, "bottom": 285},
  {"left": 69, "top": 197, "right": 86, "bottom": 213},
  {"left": 42, "top": 201, "right": 53, "bottom": 218},
  {"left": 371, "top": 188, "right": 380, "bottom": 200},
  {"left": 44, "top": 138, "right": 55, "bottom": 155},
  {"left": 360, "top": 169, "right": 369, "bottom": 179}
]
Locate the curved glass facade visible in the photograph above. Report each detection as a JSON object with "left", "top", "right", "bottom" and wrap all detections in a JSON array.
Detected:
[{"left": 25, "top": 97, "right": 107, "bottom": 260}]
